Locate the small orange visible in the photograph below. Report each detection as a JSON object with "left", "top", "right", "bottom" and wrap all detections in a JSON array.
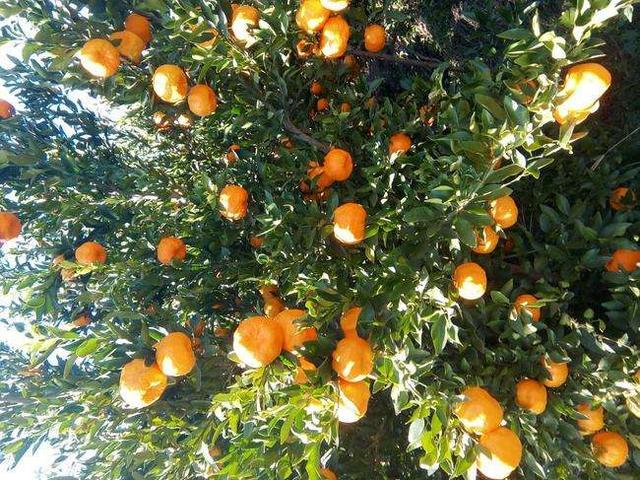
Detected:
[
  {"left": 332, "top": 335, "right": 373, "bottom": 382},
  {"left": 296, "top": 0, "right": 330, "bottom": 33},
  {"left": 320, "top": 468, "right": 338, "bottom": 480},
  {"left": 320, "top": 0, "right": 349, "bottom": 11},
  {"left": 294, "top": 356, "right": 317, "bottom": 384},
  {"left": 591, "top": 431, "right": 628, "bottom": 468},
  {"left": 609, "top": 187, "right": 636, "bottom": 211},
  {"left": 317, "top": 98, "right": 329, "bottom": 111},
  {"left": 152, "top": 111, "right": 171, "bottom": 130},
  {"left": 155, "top": 332, "right": 196, "bottom": 376},
  {"left": 333, "top": 203, "right": 367, "bottom": 245},
  {"left": 490, "top": 195, "right": 518, "bottom": 229},
  {"left": 476, "top": 427, "right": 523, "bottom": 480},
  {"left": 187, "top": 84, "right": 218, "bottom": 117},
  {"left": 310, "top": 81, "right": 324, "bottom": 95},
  {"left": 343, "top": 54, "right": 358, "bottom": 70},
  {"left": 515, "top": 378, "right": 547, "bottom": 414},
  {"left": 337, "top": 378, "right": 370, "bottom": 423},
  {"left": 119, "top": 358, "right": 167, "bottom": 408},
  {"left": 340, "top": 102, "right": 351, "bottom": 113},
  {"left": 0, "top": 212, "right": 22, "bottom": 240},
  {"left": 233, "top": 315, "right": 284, "bottom": 368},
  {"left": 540, "top": 357, "right": 569, "bottom": 388},
  {"left": 472, "top": 226, "right": 499, "bottom": 254},
  {"left": 513, "top": 294, "right": 541, "bottom": 322},
  {"left": 152, "top": 64, "right": 189, "bottom": 103},
  {"left": 0, "top": 99, "right": 15, "bottom": 119},
  {"left": 75, "top": 241, "right": 107, "bottom": 265},
  {"left": 79, "top": 39, "right": 120, "bottom": 78},
  {"left": 576, "top": 403, "right": 604, "bottom": 435},
  {"left": 605, "top": 248, "right": 640, "bottom": 272},
  {"left": 230, "top": 4, "right": 260, "bottom": 43},
  {"left": 72, "top": 314, "right": 91, "bottom": 328},
  {"left": 219, "top": 184, "right": 249, "bottom": 220},
  {"left": 554, "top": 63, "right": 611, "bottom": 125},
  {"left": 453, "top": 262, "right": 487, "bottom": 300},
  {"left": 307, "top": 163, "right": 335, "bottom": 191},
  {"left": 281, "top": 137, "right": 294, "bottom": 149},
  {"left": 320, "top": 16, "right": 350, "bottom": 59},
  {"left": 364, "top": 24, "right": 386, "bottom": 53},
  {"left": 388, "top": 132, "right": 412, "bottom": 156},
  {"left": 340, "top": 306, "right": 361, "bottom": 336},
  {"left": 274, "top": 309, "right": 318, "bottom": 352},
  {"left": 454, "top": 386, "right": 503, "bottom": 435},
  {"left": 225, "top": 144, "right": 241, "bottom": 164},
  {"left": 157, "top": 236, "right": 187, "bottom": 265},
  {"left": 110, "top": 31, "right": 145, "bottom": 63},
  {"left": 249, "top": 235, "right": 264, "bottom": 248},
  {"left": 124, "top": 13, "right": 152, "bottom": 44},
  {"left": 264, "top": 296, "right": 285, "bottom": 318},
  {"left": 323, "top": 148, "right": 353, "bottom": 181},
  {"left": 296, "top": 39, "right": 317, "bottom": 58}
]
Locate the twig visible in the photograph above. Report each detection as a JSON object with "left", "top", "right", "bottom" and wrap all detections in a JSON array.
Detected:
[
  {"left": 348, "top": 49, "right": 441, "bottom": 68},
  {"left": 282, "top": 117, "right": 330, "bottom": 153},
  {"left": 591, "top": 125, "right": 640, "bottom": 170}
]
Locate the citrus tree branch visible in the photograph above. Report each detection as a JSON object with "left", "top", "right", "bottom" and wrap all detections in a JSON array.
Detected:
[
  {"left": 348, "top": 49, "right": 441, "bottom": 68},
  {"left": 282, "top": 117, "right": 331, "bottom": 153}
]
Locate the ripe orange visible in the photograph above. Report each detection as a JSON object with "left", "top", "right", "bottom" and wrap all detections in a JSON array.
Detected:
[
  {"left": 323, "top": 148, "right": 353, "bottom": 181},
  {"left": 249, "top": 235, "right": 264, "bottom": 248},
  {"left": 264, "top": 296, "right": 285, "bottom": 318},
  {"left": 296, "top": 39, "right": 317, "bottom": 58},
  {"left": 364, "top": 24, "right": 386, "bottom": 53},
  {"left": 472, "top": 226, "right": 499, "bottom": 254},
  {"left": 340, "top": 102, "right": 351, "bottom": 113},
  {"left": 513, "top": 294, "right": 541, "bottom": 322},
  {"left": 540, "top": 357, "right": 569, "bottom": 388},
  {"left": 343, "top": 54, "right": 358, "bottom": 70},
  {"left": 307, "top": 163, "right": 335, "bottom": 192},
  {"left": 157, "top": 236, "right": 187, "bottom": 265},
  {"left": 219, "top": 184, "right": 249, "bottom": 220},
  {"left": 225, "top": 144, "right": 241, "bottom": 164},
  {"left": 119, "top": 358, "right": 167, "bottom": 408},
  {"left": 274, "top": 308, "right": 318, "bottom": 352},
  {"left": 233, "top": 316, "right": 284, "bottom": 368},
  {"left": 333, "top": 203, "right": 367, "bottom": 245},
  {"left": 0, "top": 212, "right": 22, "bottom": 240},
  {"left": 72, "top": 314, "right": 91, "bottom": 328},
  {"left": 296, "top": 0, "right": 330, "bottom": 33},
  {"left": 79, "top": 39, "right": 120, "bottom": 78},
  {"left": 320, "top": 16, "right": 350, "bottom": 59},
  {"left": 310, "top": 81, "right": 324, "bottom": 95},
  {"left": 476, "top": 427, "right": 523, "bottom": 480},
  {"left": 554, "top": 63, "right": 611, "bottom": 125},
  {"left": 609, "top": 187, "right": 636, "bottom": 211},
  {"left": 75, "top": 241, "right": 107, "bottom": 265},
  {"left": 337, "top": 378, "right": 370, "bottom": 423},
  {"left": 294, "top": 356, "right": 317, "bottom": 384},
  {"left": 454, "top": 386, "right": 503, "bottom": 435},
  {"left": 388, "top": 132, "right": 412, "bottom": 156},
  {"left": 317, "top": 98, "right": 329, "bottom": 111},
  {"left": 187, "top": 84, "right": 218, "bottom": 117},
  {"left": 153, "top": 65, "right": 189, "bottom": 104},
  {"left": 591, "top": 431, "right": 628, "bottom": 468},
  {"left": 332, "top": 335, "right": 373, "bottom": 382},
  {"left": 155, "top": 332, "right": 196, "bottom": 376},
  {"left": 110, "top": 31, "right": 145, "bottom": 63},
  {"left": 320, "top": 0, "right": 349, "bottom": 11},
  {"left": 606, "top": 248, "right": 640, "bottom": 272},
  {"left": 230, "top": 4, "right": 260, "bottom": 43},
  {"left": 0, "top": 99, "right": 15, "bottom": 119},
  {"left": 576, "top": 403, "right": 604, "bottom": 435},
  {"left": 515, "top": 379, "right": 547, "bottom": 414},
  {"left": 490, "top": 195, "right": 518, "bottom": 229},
  {"left": 152, "top": 111, "right": 171, "bottom": 130},
  {"left": 124, "top": 13, "right": 152, "bottom": 44},
  {"left": 340, "top": 306, "right": 361, "bottom": 336},
  {"left": 320, "top": 468, "right": 338, "bottom": 480},
  {"left": 453, "top": 262, "right": 487, "bottom": 300}
]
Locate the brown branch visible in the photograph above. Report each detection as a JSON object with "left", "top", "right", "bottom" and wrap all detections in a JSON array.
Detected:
[
  {"left": 282, "top": 117, "right": 330, "bottom": 153},
  {"left": 348, "top": 49, "right": 441, "bottom": 68}
]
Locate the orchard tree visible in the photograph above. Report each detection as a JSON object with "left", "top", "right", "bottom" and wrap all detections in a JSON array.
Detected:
[{"left": 0, "top": 0, "right": 639, "bottom": 479}]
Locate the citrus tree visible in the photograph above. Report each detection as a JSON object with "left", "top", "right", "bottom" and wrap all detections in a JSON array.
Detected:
[{"left": 0, "top": 0, "right": 639, "bottom": 479}]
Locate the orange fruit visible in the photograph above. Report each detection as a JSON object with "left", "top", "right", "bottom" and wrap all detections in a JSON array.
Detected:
[
  {"left": 296, "top": 0, "right": 330, "bottom": 33},
  {"left": 323, "top": 148, "right": 353, "bottom": 181},
  {"left": 609, "top": 187, "right": 636, "bottom": 211},
  {"left": 296, "top": 39, "right": 317, "bottom": 58},
  {"left": 490, "top": 195, "right": 518, "bottom": 229},
  {"left": 310, "top": 81, "right": 324, "bottom": 95},
  {"left": 340, "top": 102, "right": 351, "bottom": 113},
  {"left": 576, "top": 403, "right": 604, "bottom": 435},
  {"left": 153, "top": 65, "right": 189, "bottom": 104},
  {"left": 554, "top": 63, "right": 611, "bottom": 125},
  {"left": 219, "top": 184, "right": 249, "bottom": 220},
  {"left": 0, "top": 99, "right": 15, "bottom": 119},
  {"left": 513, "top": 294, "right": 541, "bottom": 322},
  {"left": 110, "top": 31, "right": 145, "bottom": 63},
  {"left": 454, "top": 386, "right": 503, "bottom": 435},
  {"left": 332, "top": 335, "right": 373, "bottom": 382},
  {"left": 452, "top": 262, "right": 487, "bottom": 300},
  {"left": 340, "top": 306, "right": 361, "bottom": 336},
  {"left": 364, "top": 24, "right": 386, "bottom": 53},
  {"left": 333, "top": 203, "right": 367, "bottom": 245},
  {"left": 281, "top": 137, "right": 294, "bottom": 149},
  {"left": 72, "top": 314, "right": 91, "bottom": 328},
  {"left": 337, "top": 378, "right": 370, "bottom": 423},
  {"left": 249, "top": 235, "right": 264, "bottom": 248},
  {"left": 320, "top": 467, "right": 338, "bottom": 480},
  {"left": 152, "top": 111, "right": 171, "bottom": 130},
  {"left": 264, "top": 296, "right": 285, "bottom": 318},
  {"left": 591, "top": 431, "right": 628, "bottom": 468},
  {"left": 388, "top": 132, "right": 412, "bottom": 156},
  {"left": 79, "top": 39, "right": 120, "bottom": 78},
  {"left": 119, "top": 358, "right": 167, "bottom": 408},
  {"left": 0, "top": 212, "right": 22, "bottom": 240},
  {"left": 540, "top": 357, "right": 569, "bottom": 388},
  {"left": 343, "top": 54, "right": 358, "bottom": 70},
  {"left": 308, "top": 163, "right": 335, "bottom": 191},
  {"left": 317, "top": 98, "right": 329, "bottom": 111},
  {"left": 187, "top": 84, "right": 218, "bottom": 117},
  {"left": 124, "top": 13, "right": 152, "bottom": 43},
  {"left": 225, "top": 144, "right": 241, "bottom": 164},
  {"left": 606, "top": 248, "right": 640, "bottom": 272},
  {"left": 155, "top": 332, "right": 196, "bottom": 376},
  {"left": 294, "top": 356, "right": 317, "bottom": 384},
  {"left": 320, "top": 16, "right": 350, "bottom": 59},
  {"left": 274, "top": 308, "right": 318, "bottom": 352},
  {"left": 472, "top": 226, "right": 499, "bottom": 254},
  {"left": 233, "top": 315, "right": 284, "bottom": 368},
  {"left": 75, "top": 241, "right": 107, "bottom": 265},
  {"left": 230, "top": 4, "right": 260, "bottom": 43},
  {"left": 157, "top": 236, "right": 187, "bottom": 265},
  {"left": 476, "top": 427, "right": 523, "bottom": 479},
  {"left": 515, "top": 379, "right": 547, "bottom": 414},
  {"left": 320, "top": 0, "right": 349, "bottom": 11}
]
